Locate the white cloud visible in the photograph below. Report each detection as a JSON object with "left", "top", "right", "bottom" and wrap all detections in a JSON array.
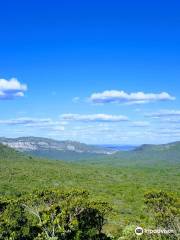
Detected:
[
  {"left": 0, "top": 118, "right": 51, "bottom": 126},
  {"left": 0, "top": 117, "right": 66, "bottom": 130},
  {"left": 89, "top": 90, "right": 175, "bottom": 104},
  {"left": 60, "top": 113, "right": 128, "bottom": 122},
  {"left": 146, "top": 110, "right": 180, "bottom": 118},
  {"left": 0, "top": 78, "right": 27, "bottom": 99}
]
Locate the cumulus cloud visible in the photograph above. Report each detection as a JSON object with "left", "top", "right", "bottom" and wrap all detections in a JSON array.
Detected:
[
  {"left": 60, "top": 113, "right": 128, "bottom": 122},
  {"left": 0, "top": 78, "right": 27, "bottom": 99},
  {"left": 89, "top": 90, "right": 175, "bottom": 104}
]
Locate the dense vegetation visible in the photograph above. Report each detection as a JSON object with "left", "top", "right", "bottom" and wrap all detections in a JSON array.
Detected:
[
  {"left": 0, "top": 144, "right": 179, "bottom": 239},
  {"left": 0, "top": 189, "right": 112, "bottom": 240}
]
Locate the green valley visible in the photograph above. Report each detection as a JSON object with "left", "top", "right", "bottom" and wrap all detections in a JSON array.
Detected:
[{"left": 0, "top": 143, "right": 179, "bottom": 239}]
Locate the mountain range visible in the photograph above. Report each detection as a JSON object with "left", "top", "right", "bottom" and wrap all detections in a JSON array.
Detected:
[
  {"left": 0, "top": 137, "right": 115, "bottom": 161},
  {"left": 0, "top": 136, "right": 180, "bottom": 165}
]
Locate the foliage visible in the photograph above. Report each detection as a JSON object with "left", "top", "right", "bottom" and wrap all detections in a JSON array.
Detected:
[
  {"left": 0, "top": 189, "right": 112, "bottom": 240},
  {"left": 144, "top": 191, "right": 180, "bottom": 239}
]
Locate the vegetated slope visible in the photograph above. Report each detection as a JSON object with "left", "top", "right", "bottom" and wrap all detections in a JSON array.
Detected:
[
  {"left": 0, "top": 143, "right": 26, "bottom": 160},
  {"left": 93, "top": 141, "right": 180, "bottom": 166},
  {"left": 0, "top": 136, "right": 115, "bottom": 161},
  {"left": 0, "top": 143, "right": 179, "bottom": 234}
]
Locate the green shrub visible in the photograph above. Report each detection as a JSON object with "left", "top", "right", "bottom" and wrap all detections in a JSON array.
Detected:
[{"left": 0, "top": 189, "right": 112, "bottom": 240}]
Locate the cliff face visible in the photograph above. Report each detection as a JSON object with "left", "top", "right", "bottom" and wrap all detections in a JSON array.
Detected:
[{"left": 0, "top": 137, "right": 115, "bottom": 154}]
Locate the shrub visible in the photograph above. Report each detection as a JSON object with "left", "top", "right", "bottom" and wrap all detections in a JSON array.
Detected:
[{"left": 0, "top": 189, "right": 112, "bottom": 240}]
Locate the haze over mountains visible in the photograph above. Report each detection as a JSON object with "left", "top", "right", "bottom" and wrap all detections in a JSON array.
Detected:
[
  {"left": 0, "top": 136, "right": 180, "bottom": 166},
  {"left": 99, "top": 144, "right": 137, "bottom": 151}
]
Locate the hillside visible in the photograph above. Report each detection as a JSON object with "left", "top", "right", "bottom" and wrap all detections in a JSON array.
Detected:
[
  {"left": 0, "top": 136, "right": 115, "bottom": 161},
  {"left": 134, "top": 141, "right": 180, "bottom": 152},
  {"left": 0, "top": 143, "right": 25, "bottom": 160},
  {"left": 93, "top": 141, "right": 180, "bottom": 166}
]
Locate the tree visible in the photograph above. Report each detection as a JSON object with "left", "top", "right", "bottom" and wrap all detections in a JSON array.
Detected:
[
  {"left": 0, "top": 189, "right": 112, "bottom": 240},
  {"left": 144, "top": 190, "right": 180, "bottom": 240}
]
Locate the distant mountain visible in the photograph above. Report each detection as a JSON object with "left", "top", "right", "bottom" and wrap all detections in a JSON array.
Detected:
[
  {"left": 103, "top": 141, "right": 180, "bottom": 166},
  {"left": 0, "top": 137, "right": 180, "bottom": 165},
  {"left": 134, "top": 142, "right": 180, "bottom": 152},
  {"left": 0, "top": 137, "right": 115, "bottom": 161}
]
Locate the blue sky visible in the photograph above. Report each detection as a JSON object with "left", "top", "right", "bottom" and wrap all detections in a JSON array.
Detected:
[{"left": 0, "top": 0, "right": 179, "bottom": 144}]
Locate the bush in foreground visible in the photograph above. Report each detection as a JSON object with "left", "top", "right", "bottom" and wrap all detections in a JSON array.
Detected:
[{"left": 0, "top": 189, "right": 112, "bottom": 240}]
